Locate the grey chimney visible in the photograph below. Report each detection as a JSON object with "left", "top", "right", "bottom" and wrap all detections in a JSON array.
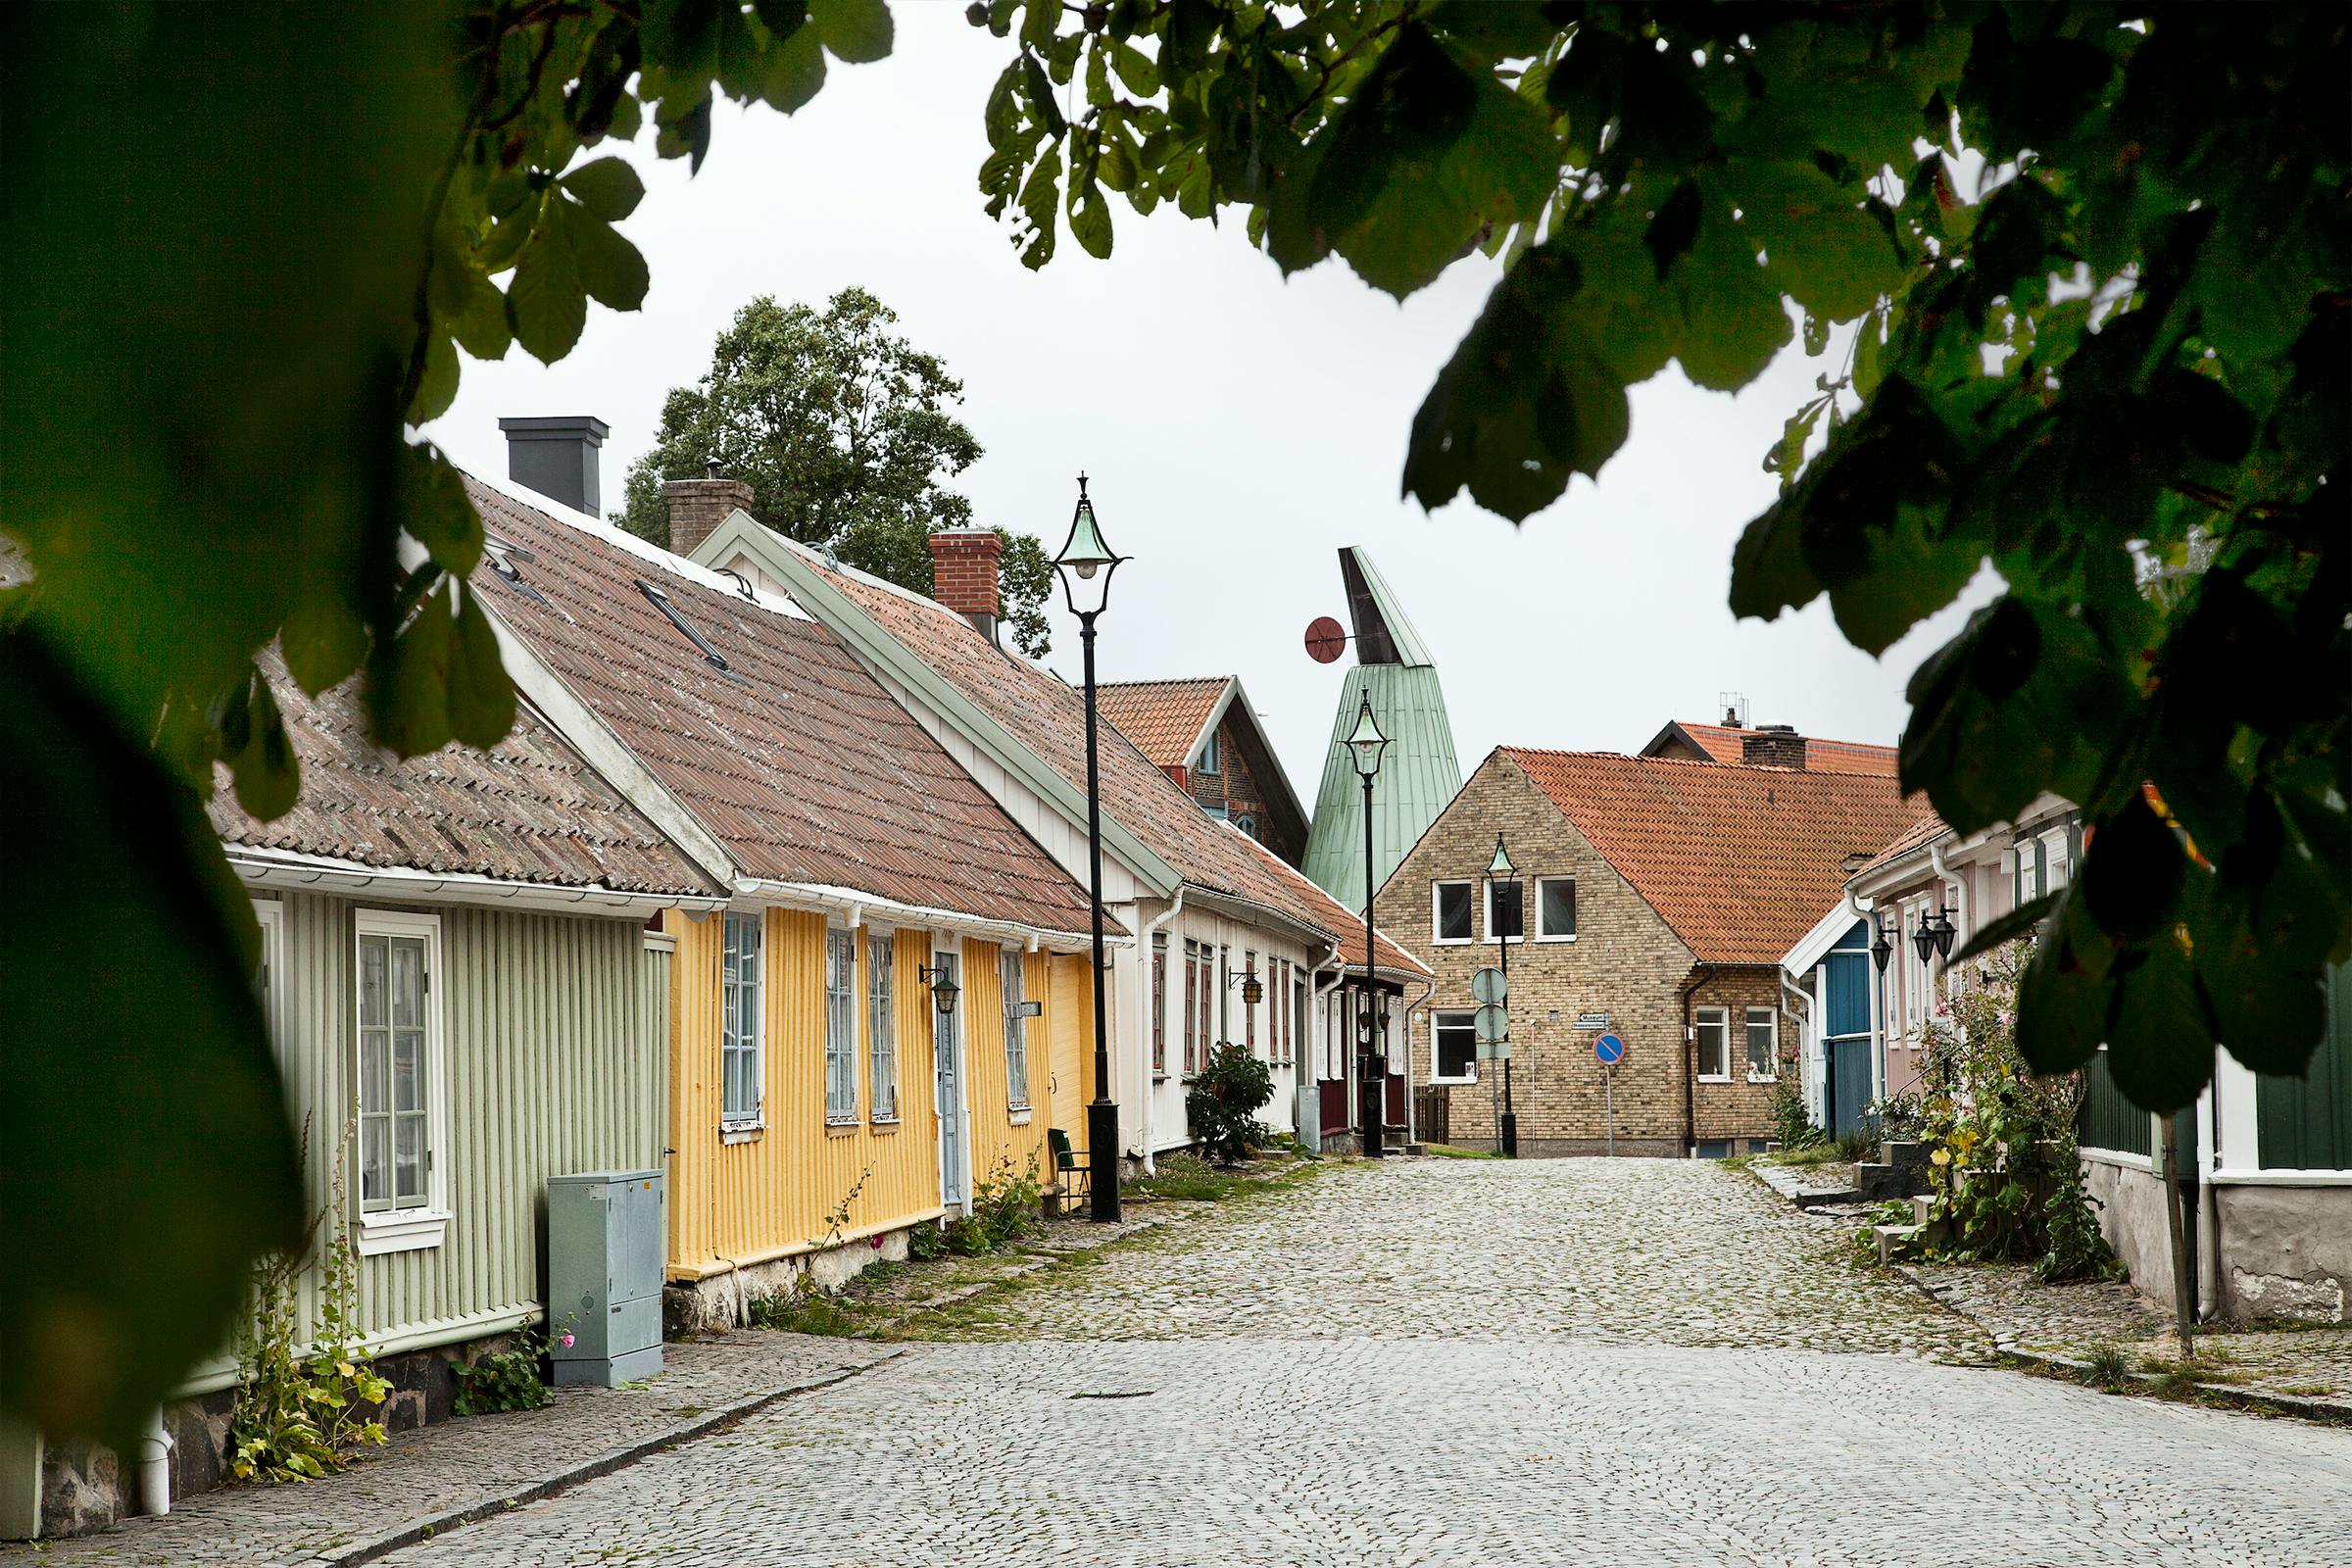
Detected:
[{"left": 499, "top": 416, "right": 609, "bottom": 516}]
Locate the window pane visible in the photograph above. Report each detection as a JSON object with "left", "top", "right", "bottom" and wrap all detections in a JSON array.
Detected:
[
  {"left": 1435, "top": 1015, "right": 1477, "bottom": 1080},
  {"left": 1490, "top": 882, "right": 1522, "bottom": 941},
  {"left": 1697, "top": 1014, "right": 1728, "bottom": 1077},
  {"left": 361, "top": 1115, "right": 389, "bottom": 1206},
  {"left": 394, "top": 1113, "right": 423, "bottom": 1203},
  {"left": 1541, "top": 879, "right": 1575, "bottom": 937},
  {"left": 1746, "top": 1009, "right": 1775, "bottom": 1074},
  {"left": 390, "top": 939, "right": 421, "bottom": 1028},
  {"left": 393, "top": 1028, "right": 422, "bottom": 1112},
  {"left": 359, "top": 936, "right": 386, "bottom": 1028},
  {"left": 360, "top": 1028, "right": 390, "bottom": 1114},
  {"left": 1437, "top": 883, "right": 1471, "bottom": 940}
]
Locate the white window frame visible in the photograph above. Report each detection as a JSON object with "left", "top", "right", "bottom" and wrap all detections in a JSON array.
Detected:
[
  {"left": 1901, "top": 897, "right": 1931, "bottom": 1034},
  {"left": 868, "top": 930, "right": 899, "bottom": 1124},
  {"left": 1483, "top": 879, "right": 1524, "bottom": 946},
  {"left": 824, "top": 926, "right": 858, "bottom": 1126},
  {"left": 1694, "top": 1005, "right": 1731, "bottom": 1083},
  {"left": 353, "top": 908, "right": 449, "bottom": 1256},
  {"left": 1197, "top": 726, "right": 1221, "bottom": 775},
  {"left": 1002, "top": 947, "right": 1032, "bottom": 1116},
  {"left": 721, "top": 909, "right": 765, "bottom": 1138},
  {"left": 1744, "top": 1006, "right": 1778, "bottom": 1082},
  {"left": 1535, "top": 876, "right": 1577, "bottom": 942},
  {"left": 252, "top": 896, "right": 289, "bottom": 1060},
  {"left": 1431, "top": 1010, "right": 1479, "bottom": 1085},
  {"left": 1432, "top": 881, "right": 1474, "bottom": 946},
  {"left": 1151, "top": 934, "right": 1168, "bottom": 1079}
]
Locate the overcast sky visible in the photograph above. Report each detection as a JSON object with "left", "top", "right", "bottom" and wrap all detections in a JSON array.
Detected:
[{"left": 429, "top": 7, "right": 1994, "bottom": 799}]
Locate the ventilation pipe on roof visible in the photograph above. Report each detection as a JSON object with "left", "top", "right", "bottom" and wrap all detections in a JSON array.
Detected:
[{"left": 499, "top": 416, "right": 609, "bottom": 516}]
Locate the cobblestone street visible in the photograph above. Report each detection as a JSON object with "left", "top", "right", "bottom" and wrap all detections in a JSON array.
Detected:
[{"left": 367, "top": 1158, "right": 2350, "bottom": 1567}]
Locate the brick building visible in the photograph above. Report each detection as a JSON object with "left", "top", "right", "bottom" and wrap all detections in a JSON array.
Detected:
[
  {"left": 1096, "top": 676, "right": 1309, "bottom": 866},
  {"left": 1377, "top": 737, "right": 1915, "bottom": 1157}
]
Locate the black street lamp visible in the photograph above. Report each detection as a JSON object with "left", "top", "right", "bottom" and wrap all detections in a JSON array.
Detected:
[
  {"left": 1485, "top": 833, "right": 1519, "bottom": 1159},
  {"left": 1909, "top": 911, "right": 1938, "bottom": 967},
  {"left": 1930, "top": 905, "right": 1958, "bottom": 961},
  {"left": 1054, "top": 473, "right": 1126, "bottom": 1222},
  {"left": 1870, "top": 912, "right": 1895, "bottom": 974},
  {"left": 1347, "top": 693, "right": 1390, "bottom": 1158}
]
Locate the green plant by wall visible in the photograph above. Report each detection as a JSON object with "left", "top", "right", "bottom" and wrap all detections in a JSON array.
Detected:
[
  {"left": 943, "top": 1153, "right": 1046, "bottom": 1256},
  {"left": 908, "top": 1223, "right": 949, "bottom": 1261},
  {"left": 1768, "top": 1077, "right": 1822, "bottom": 1152},
  {"left": 1908, "top": 945, "right": 2118, "bottom": 1281},
  {"left": 1185, "top": 1043, "right": 1275, "bottom": 1165},
  {"left": 748, "top": 1283, "right": 863, "bottom": 1338},
  {"left": 228, "top": 1117, "right": 390, "bottom": 1483},
  {"left": 452, "top": 1320, "right": 560, "bottom": 1416}
]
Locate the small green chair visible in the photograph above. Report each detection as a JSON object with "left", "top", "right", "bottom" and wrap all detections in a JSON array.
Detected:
[{"left": 1047, "top": 1127, "right": 1089, "bottom": 1211}]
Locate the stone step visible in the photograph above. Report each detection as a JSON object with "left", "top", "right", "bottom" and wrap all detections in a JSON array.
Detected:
[{"left": 1872, "top": 1222, "right": 1923, "bottom": 1266}]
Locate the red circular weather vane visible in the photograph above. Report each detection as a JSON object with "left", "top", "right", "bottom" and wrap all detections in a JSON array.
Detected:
[{"left": 1303, "top": 615, "right": 1348, "bottom": 664}]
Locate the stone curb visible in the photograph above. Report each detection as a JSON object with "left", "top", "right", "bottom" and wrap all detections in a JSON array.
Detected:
[
  {"left": 1742, "top": 1160, "right": 1861, "bottom": 1210},
  {"left": 314, "top": 1351, "right": 905, "bottom": 1568},
  {"left": 1890, "top": 1264, "right": 2352, "bottom": 1425}
]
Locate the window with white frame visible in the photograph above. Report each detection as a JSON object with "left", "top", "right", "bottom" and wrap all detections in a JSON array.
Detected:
[
  {"left": 1432, "top": 1011, "right": 1478, "bottom": 1083},
  {"left": 868, "top": 932, "right": 898, "bottom": 1122},
  {"left": 1152, "top": 935, "right": 1168, "bottom": 1077},
  {"left": 1485, "top": 879, "right": 1523, "bottom": 943},
  {"left": 1003, "top": 948, "right": 1031, "bottom": 1111},
  {"left": 824, "top": 928, "right": 858, "bottom": 1124},
  {"left": 1745, "top": 1006, "right": 1777, "bottom": 1079},
  {"left": 1294, "top": 969, "right": 1308, "bottom": 1069},
  {"left": 1198, "top": 725, "right": 1222, "bottom": 775},
  {"left": 721, "top": 911, "right": 763, "bottom": 1128},
  {"left": 1244, "top": 950, "right": 1258, "bottom": 1054},
  {"left": 1433, "top": 881, "right": 1473, "bottom": 944},
  {"left": 1218, "top": 944, "right": 1231, "bottom": 1045},
  {"left": 1182, "top": 938, "right": 1200, "bottom": 1075},
  {"left": 1902, "top": 901, "right": 1930, "bottom": 1031},
  {"left": 1694, "top": 1006, "right": 1730, "bottom": 1081},
  {"left": 1536, "top": 876, "right": 1577, "bottom": 941},
  {"left": 355, "top": 910, "right": 442, "bottom": 1235}
]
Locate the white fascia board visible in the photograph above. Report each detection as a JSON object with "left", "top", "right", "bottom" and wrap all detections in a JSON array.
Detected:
[
  {"left": 229, "top": 849, "right": 725, "bottom": 915},
  {"left": 476, "top": 594, "right": 743, "bottom": 889},
  {"left": 1782, "top": 898, "right": 1864, "bottom": 976},
  {"left": 698, "top": 514, "right": 1183, "bottom": 899},
  {"left": 1183, "top": 677, "right": 1240, "bottom": 767},
  {"left": 731, "top": 877, "right": 1120, "bottom": 955}
]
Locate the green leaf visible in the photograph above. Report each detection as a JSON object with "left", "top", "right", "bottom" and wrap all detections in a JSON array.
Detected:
[
  {"left": 560, "top": 157, "right": 645, "bottom": 222},
  {"left": 371, "top": 581, "right": 455, "bottom": 758},
  {"left": 810, "top": 0, "right": 893, "bottom": 65},
  {"left": 227, "top": 665, "right": 300, "bottom": 821},
  {"left": 508, "top": 218, "right": 589, "bottom": 363},
  {"left": 1722, "top": 159, "right": 1902, "bottom": 322},
  {"left": 1067, "top": 176, "right": 1113, "bottom": 260},
  {"left": 2103, "top": 935, "right": 2214, "bottom": 1113},
  {"left": 563, "top": 200, "right": 651, "bottom": 312},
  {"left": 763, "top": 17, "right": 829, "bottom": 113},
  {"left": 1667, "top": 191, "right": 1792, "bottom": 391},
  {"left": 279, "top": 591, "right": 368, "bottom": 697},
  {"left": 2013, "top": 890, "right": 2116, "bottom": 1075},
  {"left": 656, "top": 87, "right": 715, "bottom": 173},
  {"left": 447, "top": 270, "right": 512, "bottom": 361},
  {"left": 404, "top": 448, "right": 485, "bottom": 575},
  {"left": 2081, "top": 794, "right": 2186, "bottom": 942},
  {"left": 1108, "top": 37, "right": 1158, "bottom": 96},
  {"left": 448, "top": 581, "right": 516, "bottom": 749},
  {"left": 2189, "top": 870, "right": 2330, "bottom": 1078},
  {"left": 410, "top": 328, "right": 460, "bottom": 424},
  {"left": 1016, "top": 141, "right": 1060, "bottom": 268},
  {"left": 1, "top": 621, "right": 301, "bottom": 1447},
  {"left": 1950, "top": 892, "right": 2059, "bottom": 965}
]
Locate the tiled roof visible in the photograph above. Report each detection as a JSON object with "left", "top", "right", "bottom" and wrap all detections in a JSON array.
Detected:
[
  {"left": 1658, "top": 721, "right": 1899, "bottom": 777},
  {"left": 795, "top": 551, "right": 1414, "bottom": 956},
  {"left": 1097, "top": 678, "right": 1229, "bottom": 770},
  {"left": 1854, "top": 807, "right": 1952, "bottom": 877},
  {"left": 1223, "top": 825, "right": 1432, "bottom": 979},
  {"left": 208, "top": 649, "right": 718, "bottom": 897},
  {"left": 467, "top": 479, "right": 1104, "bottom": 937},
  {"left": 1504, "top": 747, "right": 1920, "bottom": 965}
]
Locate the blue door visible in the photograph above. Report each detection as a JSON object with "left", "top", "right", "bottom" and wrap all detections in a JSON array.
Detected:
[{"left": 1820, "top": 922, "right": 1874, "bottom": 1139}]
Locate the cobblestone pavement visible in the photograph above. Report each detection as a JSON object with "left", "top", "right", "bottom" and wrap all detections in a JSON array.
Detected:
[{"left": 908, "top": 1155, "right": 1991, "bottom": 1357}]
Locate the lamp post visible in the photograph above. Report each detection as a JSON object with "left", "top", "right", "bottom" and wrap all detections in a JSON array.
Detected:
[
  {"left": 1347, "top": 694, "right": 1390, "bottom": 1158},
  {"left": 1486, "top": 833, "right": 1519, "bottom": 1158},
  {"left": 1054, "top": 474, "right": 1126, "bottom": 1222}
]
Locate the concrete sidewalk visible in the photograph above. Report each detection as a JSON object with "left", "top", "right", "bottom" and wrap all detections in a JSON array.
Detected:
[{"left": 2, "top": 1334, "right": 900, "bottom": 1568}]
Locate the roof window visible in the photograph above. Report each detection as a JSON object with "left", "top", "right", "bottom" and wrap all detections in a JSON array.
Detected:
[
  {"left": 483, "top": 531, "right": 548, "bottom": 604},
  {"left": 636, "top": 578, "right": 751, "bottom": 687}
]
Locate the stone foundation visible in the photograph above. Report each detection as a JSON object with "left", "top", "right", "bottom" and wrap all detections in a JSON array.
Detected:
[
  {"left": 30, "top": 1327, "right": 526, "bottom": 1539},
  {"left": 1509, "top": 1138, "right": 1688, "bottom": 1159},
  {"left": 2217, "top": 1183, "right": 2352, "bottom": 1324},
  {"left": 663, "top": 1226, "right": 913, "bottom": 1335}
]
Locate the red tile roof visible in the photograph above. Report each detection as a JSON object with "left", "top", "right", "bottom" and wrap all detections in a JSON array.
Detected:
[
  {"left": 208, "top": 648, "right": 719, "bottom": 897},
  {"left": 1853, "top": 806, "right": 1951, "bottom": 877},
  {"left": 1223, "top": 824, "right": 1432, "bottom": 979},
  {"left": 1656, "top": 720, "right": 1899, "bottom": 777},
  {"left": 1097, "top": 678, "right": 1229, "bottom": 770},
  {"left": 468, "top": 479, "right": 1104, "bottom": 937},
  {"left": 798, "top": 553, "right": 1417, "bottom": 959},
  {"left": 1504, "top": 747, "right": 1920, "bottom": 965}
]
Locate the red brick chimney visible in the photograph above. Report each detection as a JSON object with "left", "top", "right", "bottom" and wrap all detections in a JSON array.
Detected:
[
  {"left": 662, "top": 466, "right": 756, "bottom": 558},
  {"left": 1741, "top": 724, "right": 1808, "bottom": 769},
  {"left": 928, "top": 529, "right": 1002, "bottom": 644}
]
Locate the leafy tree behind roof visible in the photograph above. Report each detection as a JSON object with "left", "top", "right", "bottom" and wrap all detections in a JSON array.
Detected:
[{"left": 617, "top": 289, "right": 1054, "bottom": 657}]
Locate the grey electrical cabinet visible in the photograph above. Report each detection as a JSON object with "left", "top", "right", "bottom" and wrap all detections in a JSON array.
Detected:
[{"left": 548, "top": 1169, "right": 665, "bottom": 1387}]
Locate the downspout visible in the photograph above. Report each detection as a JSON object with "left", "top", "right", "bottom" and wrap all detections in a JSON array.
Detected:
[
  {"left": 1678, "top": 965, "right": 1706, "bottom": 1157},
  {"left": 2199, "top": 1070, "right": 2221, "bottom": 1320},
  {"left": 1853, "top": 891, "right": 1885, "bottom": 1105},
  {"left": 1929, "top": 843, "right": 1968, "bottom": 993},
  {"left": 136, "top": 1410, "right": 172, "bottom": 1516},
  {"left": 1136, "top": 890, "right": 1186, "bottom": 1176}
]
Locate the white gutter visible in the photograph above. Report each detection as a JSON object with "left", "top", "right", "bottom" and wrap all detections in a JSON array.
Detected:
[
  {"left": 1929, "top": 840, "right": 1970, "bottom": 981},
  {"left": 230, "top": 851, "right": 726, "bottom": 914},
  {"left": 1847, "top": 889, "right": 1886, "bottom": 1105},
  {"left": 1399, "top": 970, "right": 1436, "bottom": 1151},
  {"left": 729, "top": 877, "right": 1115, "bottom": 956},
  {"left": 1135, "top": 889, "right": 1187, "bottom": 1175}
]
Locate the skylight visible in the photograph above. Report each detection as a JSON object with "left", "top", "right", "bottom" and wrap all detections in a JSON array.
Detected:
[{"left": 636, "top": 578, "right": 751, "bottom": 687}]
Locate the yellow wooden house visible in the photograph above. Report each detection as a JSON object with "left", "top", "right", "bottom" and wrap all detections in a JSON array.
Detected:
[{"left": 471, "top": 474, "right": 1109, "bottom": 1323}]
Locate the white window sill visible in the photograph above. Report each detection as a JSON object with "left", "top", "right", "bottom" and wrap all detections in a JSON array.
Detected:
[
  {"left": 1697, "top": 1074, "right": 1732, "bottom": 1085},
  {"left": 1432, "top": 937, "right": 1473, "bottom": 947},
  {"left": 720, "top": 1122, "right": 764, "bottom": 1145},
  {"left": 1535, "top": 932, "right": 1577, "bottom": 943},
  {"left": 1430, "top": 1076, "right": 1477, "bottom": 1088},
  {"left": 356, "top": 1210, "right": 449, "bottom": 1256},
  {"left": 825, "top": 1117, "right": 859, "bottom": 1136},
  {"left": 869, "top": 1116, "right": 902, "bottom": 1132},
  {"left": 1008, "top": 1107, "right": 1034, "bottom": 1125},
  {"left": 1746, "top": 1072, "right": 1778, "bottom": 1085}
]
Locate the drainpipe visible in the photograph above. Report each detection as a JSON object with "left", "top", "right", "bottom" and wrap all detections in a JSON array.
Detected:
[
  {"left": 136, "top": 1410, "right": 172, "bottom": 1517},
  {"left": 1136, "top": 890, "right": 1186, "bottom": 1176},
  {"left": 2199, "top": 1068, "right": 2222, "bottom": 1320},
  {"left": 1311, "top": 958, "right": 1344, "bottom": 1149},
  {"left": 1928, "top": 843, "right": 1968, "bottom": 999},
  {"left": 1852, "top": 892, "right": 1885, "bottom": 1105},
  {"left": 1678, "top": 965, "right": 1706, "bottom": 1157}
]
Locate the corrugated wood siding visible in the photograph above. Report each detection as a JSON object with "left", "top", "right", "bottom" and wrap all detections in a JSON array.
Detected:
[
  {"left": 962, "top": 942, "right": 1055, "bottom": 1192},
  {"left": 665, "top": 907, "right": 946, "bottom": 1283},
  {"left": 1045, "top": 953, "right": 1092, "bottom": 1138},
  {"left": 2257, "top": 961, "right": 2352, "bottom": 1171},
  {"left": 265, "top": 891, "right": 664, "bottom": 1348}
]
